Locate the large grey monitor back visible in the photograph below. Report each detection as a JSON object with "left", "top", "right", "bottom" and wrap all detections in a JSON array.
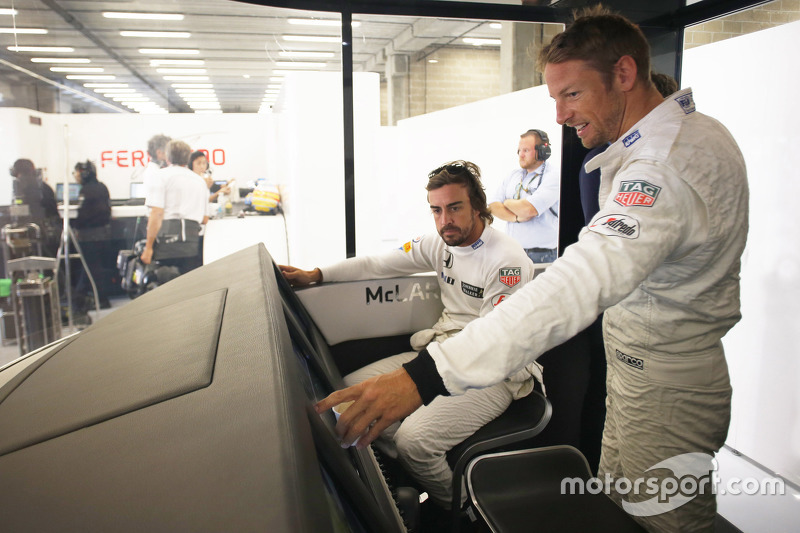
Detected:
[{"left": 0, "top": 244, "right": 405, "bottom": 532}]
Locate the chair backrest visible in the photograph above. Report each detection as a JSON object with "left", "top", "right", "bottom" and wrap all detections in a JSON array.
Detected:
[{"left": 466, "top": 446, "right": 646, "bottom": 533}]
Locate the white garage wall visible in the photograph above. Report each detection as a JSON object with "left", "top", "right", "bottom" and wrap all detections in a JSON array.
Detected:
[{"left": 682, "top": 20, "right": 800, "bottom": 487}]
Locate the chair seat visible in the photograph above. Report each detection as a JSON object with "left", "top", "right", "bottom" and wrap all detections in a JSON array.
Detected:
[
  {"left": 466, "top": 446, "right": 645, "bottom": 533},
  {"left": 445, "top": 390, "right": 552, "bottom": 532}
]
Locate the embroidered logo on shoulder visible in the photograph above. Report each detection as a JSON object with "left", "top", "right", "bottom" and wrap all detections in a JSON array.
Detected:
[
  {"left": 401, "top": 241, "right": 413, "bottom": 253},
  {"left": 499, "top": 267, "right": 521, "bottom": 288},
  {"left": 614, "top": 180, "right": 661, "bottom": 207},
  {"left": 588, "top": 214, "right": 640, "bottom": 239},
  {"left": 674, "top": 93, "right": 695, "bottom": 114},
  {"left": 622, "top": 130, "right": 641, "bottom": 148},
  {"left": 491, "top": 294, "right": 511, "bottom": 307},
  {"left": 471, "top": 238, "right": 484, "bottom": 251}
]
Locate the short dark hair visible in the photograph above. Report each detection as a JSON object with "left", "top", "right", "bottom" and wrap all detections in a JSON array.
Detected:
[
  {"left": 188, "top": 150, "right": 207, "bottom": 171},
  {"left": 426, "top": 160, "right": 493, "bottom": 225},
  {"left": 651, "top": 72, "right": 678, "bottom": 97},
  {"left": 10, "top": 158, "right": 36, "bottom": 180},
  {"left": 147, "top": 134, "right": 171, "bottom": 159},
  {"left": 74, "top": 160, "right": 97, "bottom": 183},
  {"left": 538, "top": 4, "right": 652, "bottom": 88},
  {"left": 166, "top": 140, "right": 191, "bottom": 167}
]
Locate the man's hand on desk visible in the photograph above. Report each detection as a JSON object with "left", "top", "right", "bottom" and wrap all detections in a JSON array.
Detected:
[
  {"left": 315, "top": 368, "right": 423, "bottom": 449},
  {"left": 279, "top": 265, "right": 322, "bottom": 287}
]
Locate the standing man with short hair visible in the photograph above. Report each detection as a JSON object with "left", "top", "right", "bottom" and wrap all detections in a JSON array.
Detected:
[
  {"left": 318, "top": 7, "right": 748, "bottom": 532},
  {"left": 142, "top": 140, "right": 209, "bottom": 272},
  {"left": 142, "top": 134, "right": 171, "bottom": 201},
  {"left": 281, "top": 161, "right": 538, "bottom": 517},
  {"left": 489, "top": 129, "right": 560, "bottom": 264}
]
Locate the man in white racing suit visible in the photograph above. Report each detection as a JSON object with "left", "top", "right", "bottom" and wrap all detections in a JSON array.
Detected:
[
  {"left": 317, "top": 8, "right": 748, "bottom": 533},
  {"left": 281, "top": 161, "right": 537, "bottom": 512}
]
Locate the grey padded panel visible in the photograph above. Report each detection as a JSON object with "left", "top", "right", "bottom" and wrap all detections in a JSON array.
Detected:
[
  {"left": 0, "top": 245, "right": 334, "bottom": 532},
  {"left": 0, "top": 288, "right": 226, "bottom": 456}
]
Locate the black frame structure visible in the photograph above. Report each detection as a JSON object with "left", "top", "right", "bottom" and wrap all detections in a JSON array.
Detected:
[{"left": 242, "top": 0, "right": 770, "bottom": 257}]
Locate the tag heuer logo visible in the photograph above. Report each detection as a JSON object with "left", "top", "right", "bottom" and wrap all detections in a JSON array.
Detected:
[
  {"left": 614, "top": 180, "right": 661, "bottom": 207},
  {"left": 499, "top": 267, "right": 521, "bottom": 288}
]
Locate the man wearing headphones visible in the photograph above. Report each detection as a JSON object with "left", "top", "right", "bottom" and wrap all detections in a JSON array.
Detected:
[{"left": 488, "top": 129, "right": 560, "bottom": 263}]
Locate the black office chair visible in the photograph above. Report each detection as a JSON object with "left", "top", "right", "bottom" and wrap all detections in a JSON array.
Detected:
[
  {"left": 465, "top": 445, "right": 646, "bottom": 533},
  {"left": 445, "top": 389, "right": 552, "bottom": 532}
]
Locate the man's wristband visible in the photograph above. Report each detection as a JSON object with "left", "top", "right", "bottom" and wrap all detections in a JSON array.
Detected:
[{"left": 402, "top": 348, "right": 450, "bottom": 405}]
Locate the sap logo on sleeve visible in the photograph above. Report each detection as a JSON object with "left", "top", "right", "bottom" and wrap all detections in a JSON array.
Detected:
[
  {"left": 622, "top": 130, "right": 641, "bottom": 148},
  {"left": 440, "top": 271, "right": 455, "bottom": 285},
  {"left": 588, "top": 214, "right": 640, "bottom": 239},
  {"left": 674, "top": 92, "right": 696, "bottom": 114},
  {"left": 499, "top": 267, "right": 522, "bottom": 288},
  {"left": 614, "top": 180, "right": 661, "bottom": 207}
]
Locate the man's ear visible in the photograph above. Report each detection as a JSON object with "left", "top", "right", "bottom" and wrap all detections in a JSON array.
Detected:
[{"left": 613, "top": 55, "right": 638, "bottom": 92}]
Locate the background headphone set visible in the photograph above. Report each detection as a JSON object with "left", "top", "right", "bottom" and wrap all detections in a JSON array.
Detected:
[{"left": 525, "top": 129, "right": 551, "bottom": 161}]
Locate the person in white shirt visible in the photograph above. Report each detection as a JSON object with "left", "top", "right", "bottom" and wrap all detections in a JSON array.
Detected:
[
  {"left": 489, "top": 129, "right": 560, "bottom": 263},
  {"left": 142, "top": 140, "right": 209, "bottom": 272},
  {"left": 281, "top": 161, "right": 538, "bottom": 514},
  {"left": 141, "top": 134, "right": 171, "bottom": 202}
]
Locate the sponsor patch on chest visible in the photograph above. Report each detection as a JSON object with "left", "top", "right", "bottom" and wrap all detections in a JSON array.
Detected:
[
  {"left": 614, "top": 180, "right": 661, "bottom": 207},
  {"left": 588, "top": 214, "right": 640, "bottom": 239},
  {"left": 461, "top": 281, "right": 484, "bottom": 299},
  {"left": 499, "top": 267, "right": 522, "bottom": 288}
]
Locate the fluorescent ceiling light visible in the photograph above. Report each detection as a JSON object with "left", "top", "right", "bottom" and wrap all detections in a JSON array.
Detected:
[
  {"left": 279, "top": 51, "right": 334, "bottom": 59},
  {"left": 489, "top": 23, "right": 502, "bottom": 29},
  {"left": 275, "top": 61, "right": 326, "bottom": 68},
  {"left": 267, "top": 84, "right": 281, "bottom": 89},
  {"left": 188, "top": 103, "right": 221, "bottom": 109},
  {"left": 287, "top": 18, "right": 360, "bottom": 28},
  {"left": 156, "top": 68, "right": 206, "bottom": 74},
  {"left": 94, "top": 88, "right": 136, "bottom": 94},
  {"left": 50, "top": 67, "right": 104, "bottom": 73},
  {"left": 428, "top": 59, "right": 438, "bottom": 63},
  {"left": 182, "top": 97, "right": 218, "bottom": 101},
  {"left": 7, "top": 46, "right": 74, "bottom": 52},
  {"left": 194, "top": 110, "right": 222, "bottom": 114},
  {"left": 121, "top": 31, "right": 190, "bottom": 38},
  {"left": 163, "top": 75, "right": 209, "bottom": 81},
  {"left": 171, "top": 83, "right": 213, "bottom": 88},
  {"left": 104, "top": 12, "right": 184, "bottom": 21},
  {"left": 462, "top": 38, "right": 501, "bottom": 46},
  {"left": 175, "top": 88, "right": 215, "bottom": 94},
  {"left": 0, "top": 28, "right": 48, "bottom": 34},
  {"left": 282, "top": 35, "right": 340, "bottom": 43},
  {"left": 32, "top": 57, "right": 90, "bottom": 63},
  {"left": 0, "top": 9, "right": 18, "bottom": 15},
  {"left": 113, "top": 96, "right": 150, "bottom": 101},
  {"left": 139, "top": 48, "right": 198, "bottom": 55},
  {"left": 83, "top": 83, "right": 128, "bottom": 88},
  {"left": 150, "top": 59, "right": 204, "bottom": 66},
  {"left": 269, "top": 77, "right": 284, "bottom": 82},
  {"left": 66, "top": 75, "right": 116, "bottom": 80}
]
